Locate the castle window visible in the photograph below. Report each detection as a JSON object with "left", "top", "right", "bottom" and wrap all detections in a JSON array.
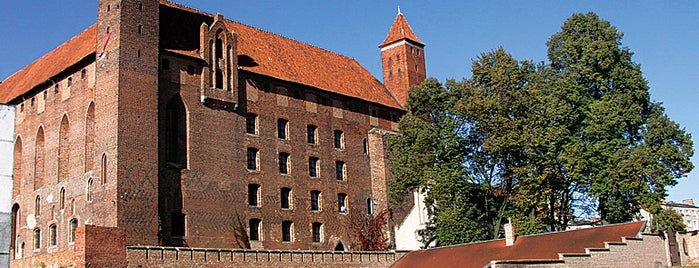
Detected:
[
  {"left": 249, "top": 219, "right": 261, "bottom": 241},
  {"left": 280, "top": 187, "right": 291, "bottom": 209},
  {"left": 165, "top": 94, "right": 187, "bottom": 166},
  {"left": 310, "top": 191, "right": 321, "bottom": 211},
  {"left": 246, "top": 113, "right": 257, "bottom": 134},
  {"left": 333, "top": 130, "right": 344, "bottom": 149},
  {"left": 33, "top": 228, "right": 41, "bottom": 249},
  {"left": 282, "top": 221, "right": 293, "bottom": 242},
  {"left": 49, "top": 224, "right": 56, "bottom": 246},
  {"left": 396, "top": 54, "right": 400, "bottom": 61},
  {"left": 277, "top": 119, "right": 288, "bottom": 140},
  {"left": 69, "top": 219, "right": 77, "bottom": 243},
  {"left": 363, "top": 138, "right": 368, "bottom": 155},
  {"left": 86, "top": 177, "right": 94, "bottom": 202},
  {"left": 367, "top": 198, "right": 374, "bottom": 215},
  {"left": 137, "top": 24, "right": 142, "bottom": 34},
  {"left": 215, "top": 37, "right": 223, "bottom": 60},
  {"left": 415, "top": 64, "right": 418, "bottom": 72},
  {"left": 162, "top": 59, "right": 170, "bottom": 70},
  {"left": 307, "top": 125, "right": 317, "bottom": 144},
  {"left": 312, "top": 222, "right": 322, "bottom": 243},
  {"left": 248, "top": 184, "right": 260, "bottom": 207},
  {"left": 279, "top": 153, "right": 290, "bottom": 174},
  {"left": 137, "top": 49, "right": 141, "bottom": 58},
  {"left": 59, "top": 188, "right": 65, "bottom": 210},
  {"left": 81, "top": 69, "right": 86, "bottom": 79},
  {"left": 215, "top": 68, "right": 223, "bottom": 89},
  {"left": 58, "top": 115, "right": 70, "bottom": 182},
  {"left": 335, "top": 161, "right": 346, "bottom": 181},
  {"left": 246, "top": 148, "right": 259, "bottom": 170},
  {"left": 67, "top": 77, "right": 72, "bottom": 87},
  {"left": 338, "top": 193, "right": 348, "bottom": 213},
  {"left": 85, "top": 103, "right": 95, "bottom": 172},
  {"left": 54, "top": 84, "right": 59, "bottom": 94},
  {"left": 138, "top": 3, "right": 143, "bottom": 11},
  {"left": 106, "top": 26, "right": 110, "bottom": 34},
  {"left": 107, "top": 5, "right": 110, "bottom": 12},
  {"left": 35, "top": 196, "right": 40, "bottom": 216},
  {"left": 309, "top": 157, "right": 319, "bottom": 178},
  {"left": 101, "top": 153, "right": 107, "bottom": 184}
]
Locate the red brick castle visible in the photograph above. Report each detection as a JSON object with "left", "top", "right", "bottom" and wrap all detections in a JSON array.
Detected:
[{"left": 1, "top": 0, "right": 425, "bottom": 266}]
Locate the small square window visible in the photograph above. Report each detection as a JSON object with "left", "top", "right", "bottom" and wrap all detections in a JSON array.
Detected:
[
  {"left": 246, "top": 114, "right": 258, "bottom": 134},
  {"left": 335, "top": 161, "right": 346, "bottom": 181},
  {"left": 307, "top": 125, "right": 317, "bottom": 144},
  {"left": 334, "top": 130, "right": 344, "bottom": 149},
  {"left": 247, "top": 148, "right": 259, "bottom": 170},
  {"left": 309, "top": 157, "right": 319, "bottom": 178},
  {"left": 277, "top": 119, "right": 288, "bottom": 139},
  {"left": 279, "top": 153, "right": 290, "bottom": 174}
]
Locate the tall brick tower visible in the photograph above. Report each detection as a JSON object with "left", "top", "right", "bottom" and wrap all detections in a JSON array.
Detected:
[
  {"left": 95, "top": 0, "right": 161, "bottom": 245},
  {"left": 380, "top": 9, "right": 426, "bottom": 107}
]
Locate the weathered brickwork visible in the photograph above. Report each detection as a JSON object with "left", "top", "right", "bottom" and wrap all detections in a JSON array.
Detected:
[{"left": 6, "top": 0, "right": 422, "bottom": 266}]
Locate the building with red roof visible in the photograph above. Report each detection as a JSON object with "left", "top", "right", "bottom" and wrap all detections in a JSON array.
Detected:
[{"left": 2, "top": 1, "right": 426, "bottom": 266}]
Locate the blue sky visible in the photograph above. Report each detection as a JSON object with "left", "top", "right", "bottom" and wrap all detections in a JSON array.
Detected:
[{"left": 1, "top": 1, "right": 697, "bottom": 203}]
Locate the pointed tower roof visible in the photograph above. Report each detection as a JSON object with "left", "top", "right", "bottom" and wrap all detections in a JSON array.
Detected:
[{"left": 379, "top": 10, "right": 424, "bottom": 48}]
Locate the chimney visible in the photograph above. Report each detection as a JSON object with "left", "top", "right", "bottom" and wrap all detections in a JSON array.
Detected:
[
  {"left": 504, "top": 219, "right": 515, "bottom": 246},
  {"left": 683, "top": 199, "right": 695, "bottom": 206}
]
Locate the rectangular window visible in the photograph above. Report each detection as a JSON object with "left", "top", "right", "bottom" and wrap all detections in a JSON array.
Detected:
[
  {"left": 249, "top": 219, "right": 261, "bottom": 241},
  {"left": 49, "top": 225, "right": 56, "bottom": 246},
  {"left": 246, "top": 113, "right": 257, "bottom": 134},
  {"left": 281, "top": 188, "right": 291, "bottom": 209},
  {"left": 311, "top": 191, "right": 321, "bottom": 211},
  {"left": 335, "top": 161, "right": 345, "bottom": 181},
  {"left": 307, "top": 125, "right": 317, "bottom": 144},
  {"left": 282, "top": 221, "right": 293, "bottom": 242},
  {"left": 338, "top": 193, "right": 347, "bottom": 213},
  {"left": 309, "top": 157, "right": 319, "bottom": 178},
  {"left": 248, "top": 184, "right": 260, "bottom": 207},
  {"left": 277, "top": 119, "right": 288, "bottom": 139},
  {"left": 334, "top": 130, "right": 344, "bottom": 149},
  {"left": 279, "top": 153, "right": 290, "bottom": 174},
  {"left": 247, "top": 148, "right": 258, "bottom": 170},
  {"left": 312, "top": 222, "right": 322, "bottom": 243},
  {"left": 33, "top": 229, "right": 41, "bottom": 249}
]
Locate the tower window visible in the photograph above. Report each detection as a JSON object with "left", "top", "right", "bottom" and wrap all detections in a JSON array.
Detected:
[
  {"left": 246, "top": 113, "right": 258, "bottom": 135},
  {"left": 338, "top": 193, "right": 348, "bottom": 213},
  {"left": 333, "top": 130, "right": 344, "bottom": 149},
  {"left": 279, "top": 153, "right": 290, "bottom": 174},
  {"left": 307, "top": 125, "right": 317, "bottom": 144},
  {"left": 59, "top": 188, "right": 65, "bottom": 210},
  {"left": 247, "top": 148, "right": 259, "bottom": 170},
  {"left": 282, "top": 221, "right": 293, "bottom": 242},
  {"left": 35, "top": 196, "right": 40, "bottom": 216},
  {"left": 363, "top": 139, "right": 368, "bottom": 155},
  {"left": 367, "top": 198, "right": 374, "bottom": 215},
  {"left": 87, "top": 177, "right": 94, "bottom": 202},
  {"left": 249, "top": 218, "right": 261, "bottom": 241},
  {"left": 248, "top": 184, "right": 260, "bottom": 207},
  {"left": 311, "top": 191, "right": 321, "bottom": 211},
  {"left": 280, "top": 187, "right": 292, "bottom": 209},
  {"left": 277, "top": 119, "right": 288, "bottom": 140},
  {"left": 312, "top": 222, "right": 323, "bottom": 243},
  {"left": 33, "top": 228, "right": 41, "bottom": 249},
  {"left": 137, "top": 24, "right": 142, "bottom": 34},
  {"left": 335, "top": 161, "right": 346, "bottom": 181},
  {"left": 67, "top": 77, "right": 72, "bottom": 87},
  {"left": 69, "top": 219, "right": 78, "bottom": 243},
  {"left": 309, "top": 157, "right": 319, "bottom": 178}
]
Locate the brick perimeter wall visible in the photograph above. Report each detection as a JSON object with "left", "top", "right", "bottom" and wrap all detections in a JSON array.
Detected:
[{"left": 127, "top": 246, "right": 408, "bottom": 268}]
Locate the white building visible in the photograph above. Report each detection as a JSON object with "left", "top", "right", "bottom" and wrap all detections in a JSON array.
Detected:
[{"left": 666, "top": 199, "right": 699, "bottom": 232}]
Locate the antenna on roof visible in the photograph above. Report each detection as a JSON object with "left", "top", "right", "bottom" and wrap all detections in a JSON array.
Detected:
[{"left": 397, "top": 6, "right": 402, "bottom": 15}]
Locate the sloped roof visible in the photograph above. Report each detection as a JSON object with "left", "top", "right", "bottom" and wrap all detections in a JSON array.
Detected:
[
  {"left": 391, "top": 221, "right": 646, "bottom": 268},
  {"left": 380, "top": 12, "right": 423, "bottom": 48},
  {"left": 1, "top": 1, "right": 404, "bottom": 110},
  {"left": 0, "top": 24, "right": 97, "bottom": 104}
]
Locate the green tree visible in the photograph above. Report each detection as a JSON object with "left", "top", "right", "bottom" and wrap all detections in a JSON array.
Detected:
[
  {"left": 653, "top": 208, "right": 686, "bottom": 233},
  {"left": 547, "top": 13, "right": 693, "bottom": 222}
]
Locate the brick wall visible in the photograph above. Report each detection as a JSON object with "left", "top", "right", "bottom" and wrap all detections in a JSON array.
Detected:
[
  {"left": 678, "top": 231, "right": 699, "bottom": 265},
  {"left": 127, "top": 245, "right": 408, "bottom": 267},
  {"left": 560, "top": 234, "right": 667, "bottom": 268}
]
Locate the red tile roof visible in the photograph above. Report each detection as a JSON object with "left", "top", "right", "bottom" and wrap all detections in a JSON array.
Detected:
[
  {"left": 391, "top": 221, "right": 646, "bottom": 268},
  {"left": 1, "top": 1, "right": 404, "bottom": 110},
  {"left": 0, "top": 24, "right": 97, "bottom": 104},
  {"left": 380, "top": 13, "right": 423, "bottom": 48}
]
